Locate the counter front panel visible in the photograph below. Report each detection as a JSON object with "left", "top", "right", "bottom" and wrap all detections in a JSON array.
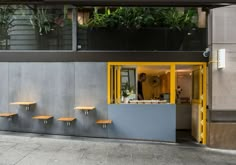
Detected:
[{"left": 108, "top": 104, "right": 176, "bottom": 142}]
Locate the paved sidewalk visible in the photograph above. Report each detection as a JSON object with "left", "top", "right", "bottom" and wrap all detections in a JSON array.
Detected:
[{"left": 0, "top": 132, "right": 235, "bottom": 165}]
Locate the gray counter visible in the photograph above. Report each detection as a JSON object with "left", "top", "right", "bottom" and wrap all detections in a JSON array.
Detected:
[{"left": 108, "top": 104, "right": 176, "bottom": 142}]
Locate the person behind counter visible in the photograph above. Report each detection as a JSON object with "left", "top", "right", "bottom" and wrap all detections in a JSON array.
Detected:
[{"left": 138, "top": 73, "right": 147, "bottom": 100}]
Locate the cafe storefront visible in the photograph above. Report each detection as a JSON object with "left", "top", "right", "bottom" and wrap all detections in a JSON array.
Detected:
[
  {"left": 0, "top": 0, "right": 236, "bottom": 148},
  {"left": 106, "top": 62, "right": 207, "bottom": 143}
]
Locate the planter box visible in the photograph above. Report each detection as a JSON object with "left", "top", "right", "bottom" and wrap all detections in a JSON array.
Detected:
[
  {"left": 35, "top": 26, "right": 72, "bottom": 50},
  {"left": 78, "top": 27, "right": 207, "bottom": 51},
  {"left": 36, "top": 29, "right": 62, "bottom": 50}
]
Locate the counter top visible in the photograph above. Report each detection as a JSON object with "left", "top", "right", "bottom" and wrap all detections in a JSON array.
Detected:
[{"left": 129, "top": 100, "right": 168, "bottom": 104}]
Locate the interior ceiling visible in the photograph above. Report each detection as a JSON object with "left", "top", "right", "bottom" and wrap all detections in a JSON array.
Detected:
[
  {"left": 138, "top": 66, "right": 169, "bottom": 75},
  {"left": 1, "top": 0, "right": 235, "bottom": 8},
  {"left": 176, "top": 65, "right": 194, "bottom": 71},
  {"left": 138, "top": 66, "right": 170, "bottom": 71},
  {"left": 176, "top": 65, "right": 194, "bottom": 73}
]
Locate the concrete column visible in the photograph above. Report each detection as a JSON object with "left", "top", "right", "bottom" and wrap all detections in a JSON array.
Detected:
[
  {"left": 209, "top": 5, "right": 236, "bottom": 112},
  {"left": 207, "top": 5, "right": 236, "bottom": 149}
]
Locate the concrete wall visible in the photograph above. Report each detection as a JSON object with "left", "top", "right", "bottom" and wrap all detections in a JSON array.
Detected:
[
  {"left": 209, "top": 5, "right": 236, "bottom": 112},
  {"left": 0, "top": 62, "right": 176, "bottom": 142},
  {"left": 0, "top": 63, "right": 9, "bottom": 130},
  {"left": 74, "top": 62, "right": 108, "bottom": 137},
  {"left": 207, "top": 123, "right": 236, "bottom": 149},
  {"left": 0, "top": 62, "right": 108, "bottom": 137},
  {"left": 207, "top": 5, "right": 236, "bottom": 149}
]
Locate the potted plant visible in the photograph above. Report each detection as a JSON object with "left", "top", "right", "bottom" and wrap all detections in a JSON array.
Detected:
[
  {"left": 121, "top": 82, "right": 135, "bottom": 104},
  {"left": 30, "top": 8, "right": 56, "bottom": 35},
  {"left": 30, "top": 7, "right": 70, "bottom": 49}
]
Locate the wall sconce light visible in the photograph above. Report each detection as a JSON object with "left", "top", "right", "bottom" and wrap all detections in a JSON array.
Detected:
[{"left": 217, "top": 49, "right": 226, "bottom": 69}]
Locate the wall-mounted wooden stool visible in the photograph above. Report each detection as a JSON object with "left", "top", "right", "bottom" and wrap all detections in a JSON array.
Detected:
[
  {"left": 74, "top": 106, "right": 95, "bottom": 115},
  {"left": 10, "top": 102, "right": 36, "bottom": 111},
  {"left": 58, "top": 117, "right": 76, "bottom": 126},
  {"left": 32, "top": 115, "right": 53, "bottom": 124},
  {"left": 0, "top": 113, "right": 17, "bottom": 121},
  {"left": 96, "top": 120, "right": 112, "bottom": 128}
]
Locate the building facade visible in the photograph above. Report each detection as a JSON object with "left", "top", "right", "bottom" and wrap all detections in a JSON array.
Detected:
[{"left": 0, "top": 1, "right": 235, "bottom": 149}]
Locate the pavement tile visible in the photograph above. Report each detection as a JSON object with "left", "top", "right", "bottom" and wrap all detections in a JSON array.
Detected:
[{"left": 0, "top": 132, "right": 235, "bottom": 165}]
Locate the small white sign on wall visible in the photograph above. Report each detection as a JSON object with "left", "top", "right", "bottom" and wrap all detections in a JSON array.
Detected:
[{"left": 217, "top": 49, "right": 226, "bottom": 69}]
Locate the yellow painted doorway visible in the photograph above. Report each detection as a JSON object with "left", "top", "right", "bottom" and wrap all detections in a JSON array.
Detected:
[{"left": 191, "top": 64, "right": 207, "bottom": 144}]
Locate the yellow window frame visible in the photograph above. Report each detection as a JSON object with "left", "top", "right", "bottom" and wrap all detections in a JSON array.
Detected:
[{"left": 107, "top": 62, "right": 206, "bottom": 104}]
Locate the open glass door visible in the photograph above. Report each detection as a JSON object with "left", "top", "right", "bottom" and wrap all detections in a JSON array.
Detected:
[{"left": 191, "top": 65, "right": 207, "bottom": 144}]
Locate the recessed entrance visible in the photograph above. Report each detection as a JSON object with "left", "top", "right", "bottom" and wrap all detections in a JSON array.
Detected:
[{"left": 176, "top": 65, "right": 207, "bottom": 144}]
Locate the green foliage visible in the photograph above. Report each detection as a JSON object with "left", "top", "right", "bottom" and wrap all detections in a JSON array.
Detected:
[
  {"left": 86, "top": 7, "right": 197, "bottom": 30},
  {"left": 0, "top": 5, "right": 15, "bottom": 29},
  {"left": 122, "top": 82, "right": 135, "bottom": 97},
  {"left": 30, "top": 7, "right": 70, "bottom": 35},
  {"left": 161, "top": 8, "right": 197, "bottom": 30},
  {"left": 30, "top": 8, "right": 55, "bottom": 35},
  {"left": 0, "top": 5, "right": 71, "bottom": 37}
]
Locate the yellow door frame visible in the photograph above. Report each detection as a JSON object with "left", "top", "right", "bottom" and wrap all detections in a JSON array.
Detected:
[
  {"left": 107, "top": 62, "right": 207, "bottom": 144},
  {"left": 117, "top": 66, "right": 121, "bottom": 104},
  {"left": 202, "top": 64, "right": 207, "bottom": 144}
]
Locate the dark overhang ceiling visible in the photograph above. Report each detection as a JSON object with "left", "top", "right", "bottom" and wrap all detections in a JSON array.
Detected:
[{"left": 0, "top": 0, "right": 235, "bottom": 8}]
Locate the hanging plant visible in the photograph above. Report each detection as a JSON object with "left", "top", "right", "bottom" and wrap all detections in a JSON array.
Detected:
[{"left": 30, "top": 8, "right": 56, "bottom": 35}]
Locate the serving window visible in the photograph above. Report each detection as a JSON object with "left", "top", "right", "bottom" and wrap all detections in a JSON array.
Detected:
[{"left": 108, "top": 63, "right": 175, "bottom": 104}]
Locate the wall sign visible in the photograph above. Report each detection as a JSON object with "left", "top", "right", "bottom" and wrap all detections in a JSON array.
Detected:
[{"left": 217, "top": 49, "right": 226, "bottom": 69}]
